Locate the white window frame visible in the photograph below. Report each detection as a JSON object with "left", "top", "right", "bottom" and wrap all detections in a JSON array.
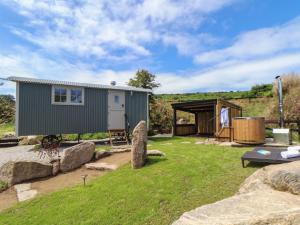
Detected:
[{"left": 51, "top": 85, "right": 85, "bottom": 106}]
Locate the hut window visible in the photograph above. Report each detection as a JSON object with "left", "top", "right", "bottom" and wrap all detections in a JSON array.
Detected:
[
  {"left": 71, "top": 89, "right": 83, "bottom": 104},
  {"left": 114, "top": 95, "right": 119, "bottom": 104},
  {"left": 54, "top": 88, "right": 67, "bottom": 103},
  {"left": 52, "top": 86, "right": 84, "bottom": 105}
]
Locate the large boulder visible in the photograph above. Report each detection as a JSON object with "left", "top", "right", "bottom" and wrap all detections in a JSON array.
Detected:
[
  {"left": 60, "top": 142, "right": 95, "bottom": 172},
  {"left": 239, "top": 160, "right": 300, "bottom": 195},
  {"left": 173, "top": 161, "right": 300, "bottom": 225},
  {"left": 0, "top": 161, "right": 53, "bottom": 186},
  {"left": 173, "top": 190, "right": 300, "bottom": 225},
  {"left": 131, "top": 121, "right": 147, "bottom": 169}
]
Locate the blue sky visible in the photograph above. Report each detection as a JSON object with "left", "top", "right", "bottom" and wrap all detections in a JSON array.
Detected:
[{"left": 0, "top": 0, "right": 300, "bottom": 95}]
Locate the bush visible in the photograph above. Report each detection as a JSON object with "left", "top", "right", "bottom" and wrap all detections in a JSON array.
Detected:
[
  {"left": 0, "top": 180, "right": 8, "bottom": 192},
  {"left": 0, "top": 95, "right": 15, "bottom": 124},
  {"left": 267, "top": 74, "right": 300, "bottom": 120},
  {"left": 150, "top": 98, "right": 173, "bottom": 133}
]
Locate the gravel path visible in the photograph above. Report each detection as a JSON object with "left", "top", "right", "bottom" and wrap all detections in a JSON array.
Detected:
[{"left": 0, "top": 146, "right": 49, "bottom": 167}]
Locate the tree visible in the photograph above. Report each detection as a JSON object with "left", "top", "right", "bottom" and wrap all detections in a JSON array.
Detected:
[{"left": 127, "top": 70, "right": 160, "bottom": 89}]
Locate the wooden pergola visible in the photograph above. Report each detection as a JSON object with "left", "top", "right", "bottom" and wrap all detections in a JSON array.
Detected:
[{"left": 171, "top": 99, "right": 242, "bottom": 140}]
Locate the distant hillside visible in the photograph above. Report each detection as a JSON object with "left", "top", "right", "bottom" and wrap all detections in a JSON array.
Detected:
[
  {"left": 156, "top": 84, "right": 273, "bottom": 101},
  {"left": 150, "top": 84, "right": 275, "bottom": 132}
]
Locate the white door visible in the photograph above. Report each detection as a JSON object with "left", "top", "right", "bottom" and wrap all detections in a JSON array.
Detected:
[{"left": 108, "top": 90, "right": 125, "bottom": 130}]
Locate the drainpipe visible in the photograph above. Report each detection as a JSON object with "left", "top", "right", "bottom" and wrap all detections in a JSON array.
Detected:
[{"left": 275, "top": 76, "right": 284, "bottom": 128}]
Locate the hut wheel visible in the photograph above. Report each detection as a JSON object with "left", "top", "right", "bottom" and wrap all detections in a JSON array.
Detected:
[{"left": 41, "top": 135, "right": 62, "bottom": 149}]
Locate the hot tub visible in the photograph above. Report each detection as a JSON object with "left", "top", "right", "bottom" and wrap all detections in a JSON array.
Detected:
[{"left": 232, "top": 117, "right": 265, "bottom": 144}]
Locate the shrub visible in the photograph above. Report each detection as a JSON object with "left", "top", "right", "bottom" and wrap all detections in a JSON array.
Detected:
[
  {"left": 0, "top": 95, "right": 15, "bottom": 124},
  {"left": 150, "top": 98, "right": 173, "bottom": 133},
  {"left": 267, "top": 73, "right": 300, "bottom": 120},
  {"left": 0, "top": 180, "right": 8, "bottom": 193}
]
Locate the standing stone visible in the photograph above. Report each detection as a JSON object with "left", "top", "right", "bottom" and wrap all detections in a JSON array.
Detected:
[
  {"left": 131, "top": 121, "right": 147, "bottom": 169},
  {"left": 60, "top": 142, "right": 95, "bottom": 172}
]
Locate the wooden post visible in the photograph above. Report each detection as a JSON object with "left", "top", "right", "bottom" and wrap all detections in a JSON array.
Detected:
[
  {"left": 298, "top": 121, "right": 300, "bottom": 142},
  {"left": 173, "top": 109, "right": 177, "bottom": 136},
  {"left": 213, "top": 105, "right": 217, "bottom": 136},
  {"left": 195, "top": 112, "right": 198, "bottom": 135}
]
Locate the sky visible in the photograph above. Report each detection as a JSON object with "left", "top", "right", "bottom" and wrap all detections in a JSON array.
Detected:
[{"left": 0, "top": 0, "right": 300, "bottom": 95}]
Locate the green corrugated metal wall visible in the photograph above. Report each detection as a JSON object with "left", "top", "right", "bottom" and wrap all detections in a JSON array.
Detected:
[{"left": 17, "top": 83, "right": 148, "bottom": 136}]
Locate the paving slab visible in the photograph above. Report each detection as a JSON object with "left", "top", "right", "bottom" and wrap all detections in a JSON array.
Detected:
[
  {"left": 147, "top": 150, "right": 166, "bottom": 157},
  {"left": 14, "top": 183, "right": 37, "bottom": 202},
  {"left": 85, "top": 162, "right": 118, "bottom": 171},
  {"left": 17, "top": 189, "right": 38, "bottom": 202},
  {"left": 14, "top": 183, "right": 31, "bottom": 192}
]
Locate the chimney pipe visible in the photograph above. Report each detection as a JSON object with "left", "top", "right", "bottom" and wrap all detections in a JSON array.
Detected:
[{"left": 275, "top": 76, "right": 284, "bottom": 128}]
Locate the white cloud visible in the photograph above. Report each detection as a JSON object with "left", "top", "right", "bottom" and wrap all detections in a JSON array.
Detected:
[
  {"left": 195, "top": 16, "right": 300, "bottom": 64},
  {"left": 1, "top": 47, "right": 300, "bottom": 96},
  {"left": 2, "top": 0, "right": 234, "bottom": 59},
  {"left": 156, "top": 52, "right": 300, "bottom": 93},
  {"left": 161, "top": 33, "right": 218, "bottom": 55},
  {"left": 0, "top": 48, "right": 136, "bottom": 95},
  {"left": 2, "top": 1, "right": 300, "bottom": 96}
]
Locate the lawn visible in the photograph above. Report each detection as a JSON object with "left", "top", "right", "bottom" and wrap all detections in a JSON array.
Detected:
[
  {"left": 0, "top": 122, "right": 14, "bottom": 137},
  {"left": 0, "top": 137, "right": 257, "bottom": 225}
]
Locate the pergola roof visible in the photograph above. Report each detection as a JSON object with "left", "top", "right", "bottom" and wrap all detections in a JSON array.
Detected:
[{"left": 171, "top": 99, "right": 241, "bottom": 113}]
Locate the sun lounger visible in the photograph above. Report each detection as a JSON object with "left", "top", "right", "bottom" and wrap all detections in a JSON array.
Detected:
[{"left": 241, "top": 147, "right": 300, "bottom": 168}]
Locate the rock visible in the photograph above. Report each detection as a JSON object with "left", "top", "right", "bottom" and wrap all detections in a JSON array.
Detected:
[
  {"left": 239, "top": 161, "right": 300, "bottom": 195},
  {"left": 19, "top": 136, "right": 40, "bottom": 145},
  {"left": 173, "top": 161, "right": 300, "bottom": 225},
  {"left": 17, "top": 189, "right": 37, "bottom": 202},
  {"left": 85, "top": 162, "right": 117, "bottom": 171},
  {"left": 94, "top": 150, "right": 112, "bottom": 160},
  {"left": 2, "top": 132, "right": 16, "bottom": 138},
  {"left": 268, "top": 164, "right": 300, "bottom": 195},
  {"left": 195, "top": 141, "right": 205, "bottom": 145},
  {"left": 238, "top": 169, "right": 270, "bottom": 194},
  {"left": 147, "top": 150, "right": 166, "bottom": 157},
  {"left": 60, "top": 142, "right": 95, "bottom": 172},
  {"left": 14, "top": 183, "right": 31, "bottom": 192},
  {"left": 218, "top": 142, "right": 233, "bottom": 146},
  {"left": 14, "top": 184, "right": 37, "bottom": 202},
  {"left": 111, "top": 145, "right": 131, "bottom": 153},
  {"left": 173, "top": 190, "right": 300, "bottom": 225},
  {"left": 112, "top": 145, "right": 131, "bottom": 149},
  {"left": 0, "top": 161, "right": 53, "bottom": 186},
  {"left": 131, "top": 121, "right": 147, "bottom": 169},
  {"left": 51, "top": 160, "right": 60, "bottom": 176}
]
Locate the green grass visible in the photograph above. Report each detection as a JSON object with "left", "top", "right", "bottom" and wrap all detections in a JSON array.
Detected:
[
  {"left": 0, "top": 137, "right": 257, "bottom": 225},
  {"left": 63, "top": 132, "right": 109, "bottom": 141},
  {"left": 96, "top": 145, "right": 112, "bottom": 151},
  {"left": 0, "top": 122, "right": 14, "bottom": 137}
]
